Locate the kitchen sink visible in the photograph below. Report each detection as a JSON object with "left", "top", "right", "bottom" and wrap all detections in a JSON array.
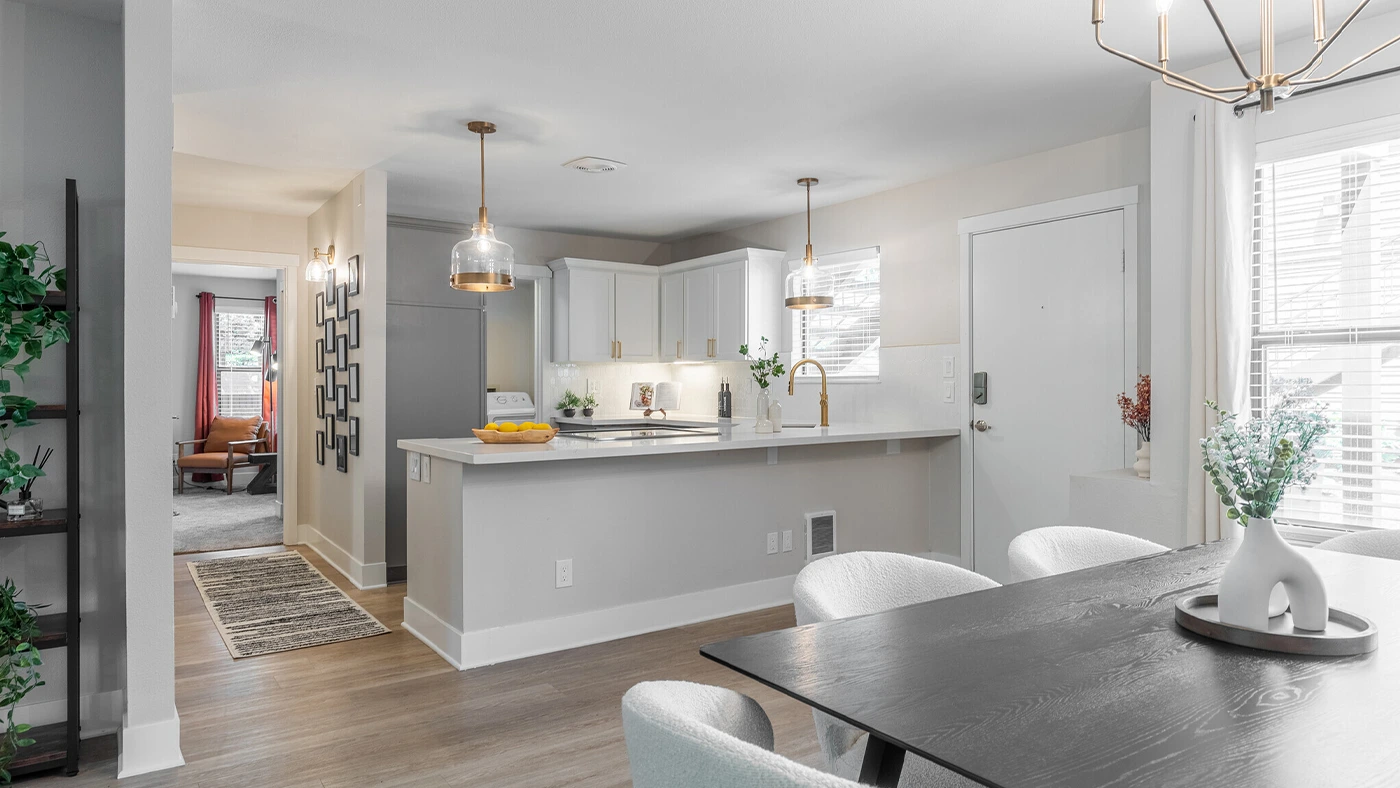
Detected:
[{"left": 558, "top": 425, "right": 720, "bottom": 441}]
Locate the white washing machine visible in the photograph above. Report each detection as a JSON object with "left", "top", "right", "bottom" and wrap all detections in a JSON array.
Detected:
[{"left": 486, "top": 391, "right": 537, "bottom": 424}]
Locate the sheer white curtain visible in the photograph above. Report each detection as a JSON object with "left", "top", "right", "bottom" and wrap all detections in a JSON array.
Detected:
[{"left": 1186, "top": 103, "right": 1256, "bottom": 544}]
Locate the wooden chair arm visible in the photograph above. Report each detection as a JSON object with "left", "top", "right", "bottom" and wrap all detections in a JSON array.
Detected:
[
  {"left": 227, "top": 439, "right": 261, "bottom": 464},
  {"left": 175, "top": 438, "right": 206, "bottom": 458}
]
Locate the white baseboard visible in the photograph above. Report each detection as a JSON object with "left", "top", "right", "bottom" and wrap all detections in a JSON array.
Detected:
[
  {"left": 299, "top": 524, "right": 387, "bottom": 590},
  {"left": 117, "top": 711, "right": 184, "bottom": 778},
  {"left": 404, "top": 573, "right": 797, "bottom": 671},
  {"left": 13, "top": 689, "right": 123, "bottom": 738}
]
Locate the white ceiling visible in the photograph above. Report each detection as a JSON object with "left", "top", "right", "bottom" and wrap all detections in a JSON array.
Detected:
[{"left": 173, "top": 0, "right": 1400, "bottom": 241}]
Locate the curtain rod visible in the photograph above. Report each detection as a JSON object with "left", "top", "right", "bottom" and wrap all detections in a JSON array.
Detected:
[
  {"left": 194, "top": 292, "right": 276, "bottom": 303},
  {"left": 1234, "top": 63, "right": 1400, "bottom": 116}
]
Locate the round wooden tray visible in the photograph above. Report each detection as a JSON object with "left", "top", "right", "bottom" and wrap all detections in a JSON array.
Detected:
[
  {"left": 471, "top": 427, "right": 559, "bottom": 444},
  {"left": 1175, "top": 594, "right": 1378, "bottom": 656}
]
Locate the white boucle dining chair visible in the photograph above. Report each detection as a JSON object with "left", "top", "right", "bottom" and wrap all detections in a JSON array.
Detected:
[
  {"left": 1007, "top": 526, "right": 1168, "bottom": 583},
  {"left": 622, "top": 680, "right": 861, "bottom": 788},
  {"left": 792, "top": 552, "right": 996, "bottom": 787},
  {"left": 1314, "top": 529, "right": 1400, "bottom": 561}
]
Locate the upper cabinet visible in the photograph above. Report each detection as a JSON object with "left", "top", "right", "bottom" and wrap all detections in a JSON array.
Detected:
[
  {"left": 661, "top": 249, "right": 785, "bottom": 362},
  {"left": 550, "top": 258, "right": 659, "bottom": 363}
]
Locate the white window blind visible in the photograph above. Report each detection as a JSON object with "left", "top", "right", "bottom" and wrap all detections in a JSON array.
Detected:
[
  {"left": 214, "top": 310, "right": 265, "bottom": 420},
  {"left": 791, "top": 249, "right": 880, "bottom": 379},
  {"left": 1253, "top": 135, "right": 1400, "bottom": 532}
]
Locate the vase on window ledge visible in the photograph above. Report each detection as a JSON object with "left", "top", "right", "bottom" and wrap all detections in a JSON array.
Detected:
[
  {"left": 1217, "top": 517, "right": 1328, "bottom": 632},
  {"left": 754, "top": 389, "right": 773, "bottom": 434},
  {"left": 1133, "top": 441, "right": 1151, "bottom": 479}
]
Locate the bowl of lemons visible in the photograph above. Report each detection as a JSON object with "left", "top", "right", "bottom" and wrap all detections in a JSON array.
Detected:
[{"left": 472, "top": 421, "right": 559, "bottom": 444}]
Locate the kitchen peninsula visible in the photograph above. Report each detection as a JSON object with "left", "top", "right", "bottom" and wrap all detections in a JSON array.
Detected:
[{"left": 397, "top": 424, "right": 961, "bottom": 669}]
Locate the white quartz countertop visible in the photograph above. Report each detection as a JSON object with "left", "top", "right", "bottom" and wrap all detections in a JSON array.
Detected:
[{"left": 398, "top": 424, "right": 961, "bottom": 466}]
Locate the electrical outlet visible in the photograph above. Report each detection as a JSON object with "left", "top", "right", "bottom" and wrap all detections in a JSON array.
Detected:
[
  {"left": 942, "top": 381, "right": 956, "bottom": 404},
  {"left": 421, "top": 455, "right": 430, "bottom": 483},
  {"left": 408, "top": 452, "right": 421, "bottom": 481},
  {"left": 782, "top": 530, "right": 793, "bottom": 552},
  {"left": 942, "top": 356, "right": 956, "bottom": 378},
  {"left": 555, "top": 559, "right": 573, "bottom": 588},
  {"left": 766, "top": 532, "right": 779, "bottom": 555}
]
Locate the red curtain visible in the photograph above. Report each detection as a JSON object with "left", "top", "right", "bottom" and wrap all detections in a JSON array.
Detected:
[
  {"left": 194, "top": 292, "right": 219, "bottom": 481},
  {"left": 262, "top": 295, "right": 278, "bottom": 449}
]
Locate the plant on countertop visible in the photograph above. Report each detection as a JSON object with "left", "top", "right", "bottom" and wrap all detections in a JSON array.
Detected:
[
  {"left": 739, "top": 337, "right": 784, "bottom": 389},
  {"left": 555, "top": 389, "right": 582, "bottom": 415},
  {"left": 0, "top": 578, "right": 44, "bottom": 783},
  {"left": 1117, "top": 374, "right": 1151, "bottom": 443},
  {"left": 0, "top": 233, "right": 70, "bottom": 500},
  {"left": 580, "top": 392, "right": 597, "bottom": 416},
  {"left": 1200, "top": 384, "right": 1330, "bottom": 528}
]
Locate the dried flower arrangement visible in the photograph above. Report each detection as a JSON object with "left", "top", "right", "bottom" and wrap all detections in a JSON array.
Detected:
[{"left": 1117, "top": 374, "right": 1150, "bottom": 443}]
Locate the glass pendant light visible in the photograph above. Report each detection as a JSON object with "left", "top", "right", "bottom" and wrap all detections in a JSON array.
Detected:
[
  {"left": 450, "top": 120, "right": 515, "bottom": 292},
  {"left": 784, "top": 177, "right": 834, "bottom": 310},
  {"left": 306, "top": 245, "right": 332, "bottom": 283}
]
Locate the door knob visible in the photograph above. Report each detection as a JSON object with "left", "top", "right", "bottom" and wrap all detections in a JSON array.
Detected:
[{"left": 970, "top": 420, "right": 991, "bottom": 432}]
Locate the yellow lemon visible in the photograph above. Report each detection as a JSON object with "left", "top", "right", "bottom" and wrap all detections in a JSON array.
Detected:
[
  {"left": 517, "top": 422, "right": 534, "bottom": 431},
  {"left": 498, "top": 422, "right": 519, "bottom": 433},
  {"left": 483, "top": 422, "right": 499, "bottom": 431},
  {"left": 530, "top": 423, "right": 552, "bottom": 431}
]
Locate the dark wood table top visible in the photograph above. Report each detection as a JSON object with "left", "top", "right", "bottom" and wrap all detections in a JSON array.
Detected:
[{"left": 701, "top": 541, "right": 1400, "bottom": 788}]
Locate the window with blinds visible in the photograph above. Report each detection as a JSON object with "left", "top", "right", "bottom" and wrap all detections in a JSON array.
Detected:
[
  {"left": 791, "top": 249, "right": 880, "bottom": 379},
  {"left": 214, "top": 310, "right": 265, "bottom": 419},
  {"left": 1253, "top": 134, "right": 1400, "bottom": 532}
]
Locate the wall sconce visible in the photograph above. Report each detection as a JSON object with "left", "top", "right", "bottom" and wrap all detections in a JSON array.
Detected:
[{"left": 307, "top": 245, "right": 334, "bottom": 282}]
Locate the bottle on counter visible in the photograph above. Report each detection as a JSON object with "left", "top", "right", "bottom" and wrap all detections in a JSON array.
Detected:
[
  {"left": 768, "top": 399, "right": 783, "bottom": 432},
  {"left": 718, "top": 379, "right": 732, "bottom": 420}
]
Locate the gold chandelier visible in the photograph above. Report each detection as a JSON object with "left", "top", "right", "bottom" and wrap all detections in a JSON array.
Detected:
[{"left": 1093, "top": 0, "right": 1400, "bottom": 112}]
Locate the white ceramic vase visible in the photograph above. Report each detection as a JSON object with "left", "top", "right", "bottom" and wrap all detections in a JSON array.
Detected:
[
  {"left": 1133, "top": 440, "right": 1151, "bottom": 479},
  {"left": 1217, "top": 517, "right": 1328, "bottom": 632},
  {"left": 754, "top": 389, "right": 773, "bottom": 434}
]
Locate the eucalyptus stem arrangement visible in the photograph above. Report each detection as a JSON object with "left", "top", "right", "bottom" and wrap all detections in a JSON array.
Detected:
[
  {"left": 739, "top": 337, "right": 785, "bottom": 389},
  {"left": 0, "top": 579, "right": 44, "bottom": 783},
  {"left": 1200, "top": 388, "right": 1330, "bottom": 529},
  {"left": 0, "top": 233, "right": 70, "bottom": 499}
]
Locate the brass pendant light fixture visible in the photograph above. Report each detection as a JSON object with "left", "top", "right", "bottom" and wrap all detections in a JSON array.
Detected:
[
  {"left": 307, "top": 245, "right": 333, "bottom": 283},
  {"left": 784, "top": 177, "right": 834, "bottom": 310},
  {"left": 450, "top": 120, "right": 515, "bottom": 292}
]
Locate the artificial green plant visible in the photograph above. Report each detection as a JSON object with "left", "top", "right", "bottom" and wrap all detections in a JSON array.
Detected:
[
  {"left": 0, "top": 579, "right": 43, "bottom": 783},
  {"left": 739, "top": 337, "right": 785, "bottom": 389}
]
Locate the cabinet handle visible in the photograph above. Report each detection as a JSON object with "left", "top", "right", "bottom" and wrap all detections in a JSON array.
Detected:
[
  {"left": 676, "top": 340, "right": 682, "bottom": 359},
  {"left": 618, "top": 340, "right": 623, "bottom": 358},
  {"left": 613, "top": 340, "right": 619, "bottom": 359}
]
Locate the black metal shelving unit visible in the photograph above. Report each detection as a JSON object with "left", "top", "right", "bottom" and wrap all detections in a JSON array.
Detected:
[{"left": 5, "top": 178, "right": 81, "bottom": 778}]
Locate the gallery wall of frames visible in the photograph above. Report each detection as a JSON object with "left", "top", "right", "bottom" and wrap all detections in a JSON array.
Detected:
[{"left": 313, "top": 255, "right": 362, "bottom": 473}]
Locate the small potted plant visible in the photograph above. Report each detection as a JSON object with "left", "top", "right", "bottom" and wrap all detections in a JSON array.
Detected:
[
  {"left": 581, "top": 392, "right": 597, "bottom": 418},
  {"left": 1201, "top": 386, "right": 1330, "bottom": 632},
  {"left": 556, "top": 390, "right": 582, "bottom": 418},
  {"left": 740, "top": 337, "right": 784, "bottom": 431},
  {"left": 1118, "top": 374, "right": 1151, "bottom": 478},
  {"left": 0, "top": 578, "right": 44, "bottom": 783}
]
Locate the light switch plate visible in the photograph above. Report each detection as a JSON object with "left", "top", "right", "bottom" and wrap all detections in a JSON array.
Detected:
[
  {"left": 408, "top": 452, "right": 421, "bottom": 481},
  {"left": 942, "top": 356, "right": 956, "bottom": 378},
  {"left": 421, "top": 455, "right": 430, "bottom": 483},
  {"left": 942, "top": 381, "right": 956, "bottom": 403}
]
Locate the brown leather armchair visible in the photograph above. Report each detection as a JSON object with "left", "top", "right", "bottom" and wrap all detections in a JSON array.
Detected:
[{"left": 176, "top": 417, "right": 270, "bottom": 494}]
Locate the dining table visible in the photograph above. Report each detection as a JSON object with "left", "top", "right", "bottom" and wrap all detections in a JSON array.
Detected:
[{"left": 700, "top": 540, "right": 1400, "bottom": 788}]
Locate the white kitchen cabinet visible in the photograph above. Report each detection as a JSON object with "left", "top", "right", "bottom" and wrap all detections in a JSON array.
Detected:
[
  {"left": 660, "top": 272, "right": 685, "bottom": 362},
  {"left": 661, "top": 248, "right": 785, "bottom": 363},
  {"left": 549, "top": 258, "right": 660, "bottom": 363}
]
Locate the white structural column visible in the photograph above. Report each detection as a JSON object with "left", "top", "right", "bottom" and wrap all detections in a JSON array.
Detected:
[{"left": 121, "top": 0, "right": 184, "bottom": 777}]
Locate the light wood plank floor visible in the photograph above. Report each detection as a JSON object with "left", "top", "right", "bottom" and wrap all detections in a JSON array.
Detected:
[{"left": 25, "top": 546, "right": 823, "bottom": 787}]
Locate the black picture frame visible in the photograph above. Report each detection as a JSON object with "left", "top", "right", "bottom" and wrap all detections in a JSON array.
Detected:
[
  {"left": 335, "top": 333, "right": 348, "bottom": 371},
  {"left": 347, "top": 310, "right": 360, "bottom": 349},
  {"left": 324, "top": 367, "right": 335, "bottom": 396},
  {"left": 316, "top": 434, "right": 326, "bottom": 465},
  {"left": 335, "top": 434, "right": 348, "bottom": 473},
  {"left": 336, "top": 284, "right": 348, "bottom": 320},
  {"left": 326, "top": 268, "right": 337, "bottom": 305},
  {"left": 348, "top": 362, "right": 360, "bottom": 402},
  {"left": 315, "top": 339, "right": 325, "bottom": 371},
  {"left": 324, "top": 316, "right": 335, "bottom": 348},
  {"left": 324, "top": 415, "right": 335, "bottom": 446},
  {"left": 315, "top": 292, "right": 326, "bottom": 325},
  {"left": 335, "top": 384, "right": 348, "bottom": 421},
  {"left": 316, "top": 386, "right": 326, "bottom": 418},
  {"left": 349, "top": 416, "right": 359, "bottom": 456},
  {"left": 346, "top": 254, "right": 361, "bottom": 297}
]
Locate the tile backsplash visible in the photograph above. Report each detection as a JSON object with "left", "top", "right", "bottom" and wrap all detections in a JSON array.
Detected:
[{"left": 543, "top": 344, "right": 962, "bottom": 428}]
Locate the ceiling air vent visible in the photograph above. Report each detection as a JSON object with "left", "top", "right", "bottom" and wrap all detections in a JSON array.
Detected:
[{"left": 562, "top": 156, "right": 628, "bottom": 174}]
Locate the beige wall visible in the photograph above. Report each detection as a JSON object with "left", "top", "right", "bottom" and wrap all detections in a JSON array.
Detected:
[
  {"left": 172, "top": 203, "right": 307, "bottom": 257},
  {"left": 671, "top": 129, "right": 1151, "bottom": 353}
]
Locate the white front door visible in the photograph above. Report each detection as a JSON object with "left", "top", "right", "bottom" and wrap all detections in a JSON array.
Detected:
[{"left": 970, "top": 209, "right": 1129, "bottom": 583}]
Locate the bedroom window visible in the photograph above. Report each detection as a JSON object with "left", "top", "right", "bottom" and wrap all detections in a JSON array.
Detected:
[
  {"left": 1253, "top": 131, "right": 1400, "bottom": 532},
  {"left": 791, "top": 248, "right": 880, "bottom": 380},
  {"left": 214, "top": 310, "right": 265, "bottom": 419}
]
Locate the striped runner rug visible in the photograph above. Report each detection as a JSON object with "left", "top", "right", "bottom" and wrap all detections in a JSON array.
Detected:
[{"left": 188, "top": 551, "right": 390, "bottom": 658}]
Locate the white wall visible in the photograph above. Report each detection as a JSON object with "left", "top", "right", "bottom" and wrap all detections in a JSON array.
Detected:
[
  {"left": 1149, "top": 7, "right": 1400, "bottom": 544},
  {"left": 169, "top": 273, "right": 276, "bottom": 444},
  {"left": 121, "top": 0, "right": 181, "bottom": 777},
  {"left": 0, "top": 0, "right": 126, "bottom": 745},
  {"left": 299, "top": 172, "right": 390, "bottom": 589}
]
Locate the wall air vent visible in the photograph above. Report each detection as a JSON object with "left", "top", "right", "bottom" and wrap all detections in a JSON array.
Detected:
[
  {"left": 805, "top": 510, "right": 836, "bottom": 561},
  {"left": 562, "top": 156, "right": 628, "bottom": 173}
]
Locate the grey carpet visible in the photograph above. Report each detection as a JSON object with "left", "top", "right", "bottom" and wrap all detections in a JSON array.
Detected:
[
  {"left": 173, "top": 487, "right": 283, "bottom": 554},
  {"left": 188, "top": 552, "right": 390, "bottom": 658}
]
